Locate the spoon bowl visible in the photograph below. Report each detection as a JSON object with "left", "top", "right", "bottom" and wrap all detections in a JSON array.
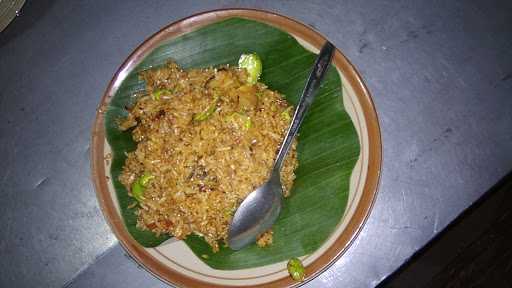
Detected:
[{"left": 228, "top": 172, "right": 282, "bottom": 250}]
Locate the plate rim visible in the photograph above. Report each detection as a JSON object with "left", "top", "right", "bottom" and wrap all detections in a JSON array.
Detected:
[{"left": 91, "top": 8, "right": 382, "bottom": 288}]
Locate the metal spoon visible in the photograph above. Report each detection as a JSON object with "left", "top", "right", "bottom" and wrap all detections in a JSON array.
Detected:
[{"left": 228, "top": 41, "right": 335, "bottom": 250}]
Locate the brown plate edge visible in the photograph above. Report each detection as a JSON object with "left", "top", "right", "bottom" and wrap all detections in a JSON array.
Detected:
[{"left": 90, "top": 8, "right": 382, "bottom": 288}]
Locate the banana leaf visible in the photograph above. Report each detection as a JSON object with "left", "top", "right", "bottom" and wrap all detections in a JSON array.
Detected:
[{"left": 105, "top": 17, "right": 360, "bottom": 269}]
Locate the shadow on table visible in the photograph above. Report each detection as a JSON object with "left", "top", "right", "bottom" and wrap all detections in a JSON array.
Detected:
[
  {"left": 0, "top": 0, "right": 56, "bottom": 48},
  {"left": 379, "top": 170, "right": 512, "bottom": 288}
]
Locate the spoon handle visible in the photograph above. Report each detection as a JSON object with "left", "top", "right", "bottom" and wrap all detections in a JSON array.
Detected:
[{"left": 273, "top": 41, "right": 335, "bottom": 171}]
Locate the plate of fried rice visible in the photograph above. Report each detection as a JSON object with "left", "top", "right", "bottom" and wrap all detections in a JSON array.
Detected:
[{"left": 91, "top": 8, "right": 381, "bottom": 288}]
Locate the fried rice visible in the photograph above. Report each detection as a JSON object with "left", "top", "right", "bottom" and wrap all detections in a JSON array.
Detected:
[{"left": 118, "top": 61, "right": 298, "bottom": 251}]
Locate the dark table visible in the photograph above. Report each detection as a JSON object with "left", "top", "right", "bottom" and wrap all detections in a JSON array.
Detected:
[{"left": 1, "top": 1, "right": 511, "bottom": 287}]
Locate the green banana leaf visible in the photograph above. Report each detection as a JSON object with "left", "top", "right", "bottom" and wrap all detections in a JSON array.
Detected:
[{"left": 105, "top": 17, "right": 360, "bottom": 269}]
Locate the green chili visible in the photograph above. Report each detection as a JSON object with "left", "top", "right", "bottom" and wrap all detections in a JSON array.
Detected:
[
  {"left": 152, "top": 88, "right": 172, "bottom": 100},
  {"left": 194, "top": 95, "right": 219, "bottom": 121},
  {"left": 287, "top": 257, "right": 305, "bottom": 282},
  {"left": 238, "top": 53, "right": 262, "bottom": 85},
  {"left": 131, "top": 172, "right": 154, "bottom": 202},
  {"left": 244, "top": 117, "right": 252, "bottom": 129},
  {"left": 281, "top": 106, "right": 293, "bottom": 121}
]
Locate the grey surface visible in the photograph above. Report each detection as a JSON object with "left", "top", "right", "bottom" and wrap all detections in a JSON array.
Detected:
[{"left": 0, "top": 0, "right": 511, "bottom": 287}]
